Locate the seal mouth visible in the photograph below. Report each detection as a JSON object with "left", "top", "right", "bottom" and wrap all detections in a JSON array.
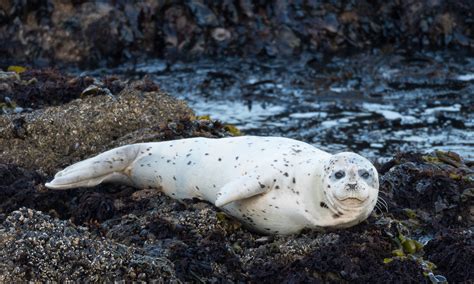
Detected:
[{"left": 337, "top": 197, "right": 367, "bottom": 206}]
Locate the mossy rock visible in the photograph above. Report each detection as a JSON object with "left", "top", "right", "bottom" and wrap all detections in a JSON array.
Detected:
[{"left": 0, "top": 83, "right": 193, "bottom": 174}]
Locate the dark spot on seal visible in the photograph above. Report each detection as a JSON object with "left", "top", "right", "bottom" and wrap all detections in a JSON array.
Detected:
[
  {"left": 292, "top": 177, "right": 296, "bottom": 183},
  {"left": 148, "top": 153, "right": 152, "bottom": 156},
  {"left": 187, "top": 161, "right": 192, "bottom": 165},
  {"left": 205, "top": 153, "right": 209, "bottom": 156},
  {"left": 283, "top": 172, "right": 289, "bottom": 177},
  {"left": 275, "top": 185, "right": 280, "bottom": 189},
  {"left": 235, "top": 156, "right": 239, "bottom": 160},
  {"left": 186, "top": 153, "right": 191, "bottom": 157},
  {"left": 140, "top": 164, "right": 144, "bottom": 167},
  {"left": 195, "top": 186, "right": 200, "bottom": 191},
  {"left": 327, "top": 185, "right": 331, "bottom": 188},
  {"left": 218, "top": 158, "right": 222, "bottom": 161},
  {"left": 167, "top": 160, "right": 171, "bottom": 163},
  {"left": 259, "top": 183, "right": 266, "bottom": 189},
  {"left": 320, "top": 202, "right": 329, "bottom": 209},
  {"left": 333, "top": 214, "right": 340, "bottom": 218},
  {"left": 173, "top": 176, "right": 176, "bottom": 180},
  {"left": 273, "top": 179, "right": 276, "bottom": 182}
]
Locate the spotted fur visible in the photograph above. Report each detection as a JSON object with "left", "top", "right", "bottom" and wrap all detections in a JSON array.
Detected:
[{"left": 46, "top": 136, "right": 379, "bottom": 235}]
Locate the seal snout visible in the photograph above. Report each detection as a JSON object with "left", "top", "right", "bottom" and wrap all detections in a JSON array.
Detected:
[{"left": 345, "top": 183, "right": 358, "bottom": 191}]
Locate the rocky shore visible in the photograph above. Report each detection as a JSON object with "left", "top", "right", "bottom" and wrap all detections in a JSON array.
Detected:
[
  {"left": 1, "top": 1, "right": 473, "bottom": 68},
  {"left": 0, "top": 69, "right": 472, "bottom": 282}
]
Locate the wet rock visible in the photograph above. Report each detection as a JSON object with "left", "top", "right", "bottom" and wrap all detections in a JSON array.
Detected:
[
  {"left": 0, "top": 163, "right": 129, "bottom": 225},
  {"left": 1, "top": 1, "right": 473, "bottom": 66},
  {"left": 275, "top": 26, "right": 301, "bottom": 55},
  {"left": 186, "top": 0, "right": 219, "bottom": 27},
  {"left": 0, "top": 208, "right": 178, "bottom": 282},
  {"left": 323, "top": 13, "right": 339, "bottom": 33},
  {"left": 424, "top": 229, "right": 474, "bottom": 283},
  {"left": 248, "top": 224, "right": 426, "bottom": 283},
  {"left": 211, "top": 27, "right": 232, "bottom": 42},
  {"left": 0, "top": 69, "right": 122, "bottom": 111},
  {"left": 379, "top": 152, "right": 474, "bottom": 231}
]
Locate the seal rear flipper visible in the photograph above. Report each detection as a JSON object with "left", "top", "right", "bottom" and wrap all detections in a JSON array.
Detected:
[
  {"left": 45, "top": 144, "right": 140, "bottom": 190},
  {"left": 215, "top": 175, "right": 274, "bottom": 207}
]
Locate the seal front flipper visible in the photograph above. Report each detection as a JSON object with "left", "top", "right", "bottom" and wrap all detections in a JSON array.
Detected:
[
  {"left": 215, "top": 175, "right": 275, "bottom": 207},
  {"left": 45, "top": 144, "right": 140, "bottom": 189}
]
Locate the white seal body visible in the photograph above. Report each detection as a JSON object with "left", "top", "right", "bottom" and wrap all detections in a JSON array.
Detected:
[{"left": 46, "top": 136, "right": 379, "bottom": 235}]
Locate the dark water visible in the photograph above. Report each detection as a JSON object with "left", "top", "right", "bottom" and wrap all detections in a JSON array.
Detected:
[{"left": 91, "top": 51, "right": 474, "bottom": 160}]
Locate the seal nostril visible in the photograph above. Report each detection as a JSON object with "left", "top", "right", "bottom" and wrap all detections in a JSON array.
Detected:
[{"left": 346, "top": 183, "right": 357, "bottom": 190}]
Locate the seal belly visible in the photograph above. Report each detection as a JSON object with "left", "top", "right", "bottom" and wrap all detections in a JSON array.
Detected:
[{"left": 224, "top": 194, "right": 308, "bottom": 235}]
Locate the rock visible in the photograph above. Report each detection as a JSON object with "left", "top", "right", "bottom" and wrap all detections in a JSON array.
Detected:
[
  {"left": 0, "top": 208, "right": 178, "bottom": 282},
  {"left": 1, "top": 149, "right": 472, "bottom": 282},
  {"left": 1, "top": 1, "right": 473, "bottom": 66},
  {"left": 0, "top": 76, "right": 193, "bottom": 174},
  {"left": 211, "top": 27, "right": 232, "bottom": 42},
  {"left": 379, "top": 152, "right": 474, "bottom": 230},
  {"left": 186, "top": 0, "right": 219, "bottom": 27},
  {"left": 424, "top": 229, "right": 474, "bottom": 283}
]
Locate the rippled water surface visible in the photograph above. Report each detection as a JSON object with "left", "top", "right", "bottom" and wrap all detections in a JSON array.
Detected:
[{"left": 92, "top": 51, "right": 474, "bottom": 160}]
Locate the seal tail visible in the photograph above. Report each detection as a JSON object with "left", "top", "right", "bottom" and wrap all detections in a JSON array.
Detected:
[{"left": 45, "top": 144, "right": 141, "bottom": 190}]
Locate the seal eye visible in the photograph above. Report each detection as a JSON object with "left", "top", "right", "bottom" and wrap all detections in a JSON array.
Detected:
[
  {"left": 361, "top": 171, "right": 370, "bottom": 179},
  {"left": 334, "top": 171, "right": 345, "bottom": 179}
]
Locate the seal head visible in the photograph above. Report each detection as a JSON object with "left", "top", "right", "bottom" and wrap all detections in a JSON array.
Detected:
[{"left": 322, "top": 152, "right": 379, "bottom": 225}]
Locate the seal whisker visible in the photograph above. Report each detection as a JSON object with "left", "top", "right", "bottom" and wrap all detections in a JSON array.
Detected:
[
  {"left": 376, "top": 196, "right": 389, "bottom": 212},
  {"left": 378, "top": 196, "right": 388, "bottom": 208}
]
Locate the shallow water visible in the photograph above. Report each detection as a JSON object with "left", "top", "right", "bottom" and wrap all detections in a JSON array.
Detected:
[{"left": 90, "top": 51, "right": 474, "bottom": 160}]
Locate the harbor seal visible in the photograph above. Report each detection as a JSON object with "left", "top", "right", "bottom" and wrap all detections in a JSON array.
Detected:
[{"left": 46, "top": 136, "right": 379, "bottom": 235}]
